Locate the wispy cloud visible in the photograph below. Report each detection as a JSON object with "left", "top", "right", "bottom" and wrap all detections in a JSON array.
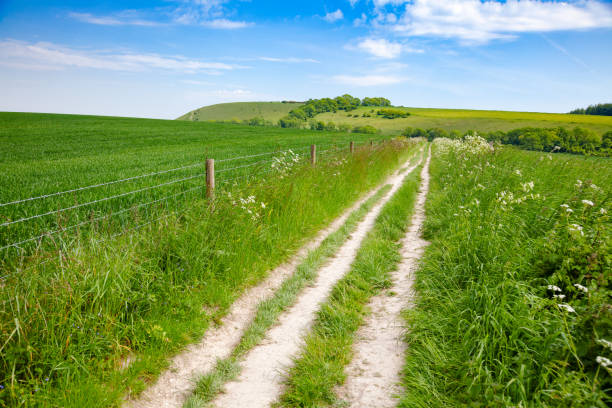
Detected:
[
  {"left": 323, "top": 9, "right": 344, "bottom": 23},
  {"left": 201, "top": 18, "right": 251, "bottom": 29},
  {"left": 258, "top": 57, "right": 320, "bottom": 63},
  {"left": 332, "top": 74, "right": 406, "bottom": 86},
  {"left": 69, "top": 1, "right": 253, "bottom": 29},
  {"left": 68, "top": 12, "right": 161, "bottom": 27},
  {"left": 386, "top": 0, "right": 612, "bottom": 44},
  {"left": 0, "top": 40, "right": 244, "bottom": 73}
]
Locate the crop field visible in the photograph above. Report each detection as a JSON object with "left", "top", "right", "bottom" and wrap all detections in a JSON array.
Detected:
[
  {"left": 181, "top": 102, "right": 612, "bottom": 135},
  {"left": 0, "top": 112, "right": 389, "bottom": 259}
]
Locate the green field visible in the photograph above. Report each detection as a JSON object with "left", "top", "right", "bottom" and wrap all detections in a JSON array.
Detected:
[
  {"left": 0, "top": 112, "right": 387, "bottom": 255},
  {"left": 177, "top": 101, "right": 303, "bottom": 122},
  {"left": 180, "top": 102, "right": 612, "bottom": 135}
]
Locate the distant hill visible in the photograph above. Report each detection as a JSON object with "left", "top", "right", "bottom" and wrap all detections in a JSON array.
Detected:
[
  {"left": 179, "top": 102, "right": 612, "bottom": 135},
  {"left": 177, "top": 101, "right": 303, "bottom": 122}
]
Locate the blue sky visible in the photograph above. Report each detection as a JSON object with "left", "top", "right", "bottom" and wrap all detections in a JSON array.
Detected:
[{"left": 1, "top": 0, "right": 611, "bottom": 119}]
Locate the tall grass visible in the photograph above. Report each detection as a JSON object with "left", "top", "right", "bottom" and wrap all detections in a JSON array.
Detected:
[
  {"left": 400, "top": 140, "right": 611, "bottom": 407},
  {"left": 0, "top": 139, "right": 420, "bottom": 407}
]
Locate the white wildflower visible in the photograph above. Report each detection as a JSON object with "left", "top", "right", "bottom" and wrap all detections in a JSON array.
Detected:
[
  {"left": 600, "top": 208, "right": 607, "bottom": 214},
  {"left": 560, "top": 204, "right": 570, "bottom": 209},
  {"left": 575, "top": 180, "right": 583, "bottom": 188},
  {"left": 521, "top": 181, "right": 534, "bottom": 192},
  {"left": 569, "top": 224, "right": 584, "bottom": 236},
  {"left": 573, "top": 283, "right": 588, "bottom": 293},
  {"left": 515, "top": 169, "right": 522, "bottom": 176},
  {"left": 582, "top": 200, "right": 594, "bottom": 207},
  {"left": 261, "top": 202, "right": 266, "bottom": 209},
  {"left": 596, "top": 339, "right": 612, "bottom": 350},
  {"left": 474, "top": 199, "right": 480, "bottom": 206},
  {"left": 596, "top": 356, "right": 612, "bottom": 368},
  {"left": 557, "top": 304, "right": 576, "bottom": 313},
  {"left": 547, "top": 285, "right": 562, "bottom": 292},
  {"left": 553, "top": 294, "right": 566, "bottom": 300}
]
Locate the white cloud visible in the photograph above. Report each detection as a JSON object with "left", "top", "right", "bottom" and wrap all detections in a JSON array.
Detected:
[
  {"left": 324, "top": 9, "right": 344, "bottom": 23},
  {"left": 69, "top": 1, "right": 253, "bottom": 29},
  {"left": 356, "top": 38, "right": 403, "bottom": 58},
  {"left": 201, "top": 18, "right": 251, "bottom": 29},
  {"left": 68, "top": 12, "right": 161, "bottom": 26},
  {"left": 391, "top": 0, "right": 612, "bottom": 44},
  {"left": 348, "top": 0, "right": 359, "bottom": 7},
  {"left": 353, "top": 13, "right": 367, "bottom": 27},
  {"left": 333, "top": 74, "right": 406, "bottom": 86},
  {"left": 258, "top": 57, "right": 320, "bottom": 63},
  {"left": 0, "top": 40, "right": 243, "bottom": 73}
]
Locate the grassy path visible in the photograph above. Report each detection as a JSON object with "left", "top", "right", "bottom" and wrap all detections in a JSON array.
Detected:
[
  {"left": 335, "top": 149, "right": 430, "bottom": 407},
  {"left": 204, "top": 157, "right": 422, "bottom": 408},
  {"left": 276, "top": 149, "right": 426, "bottom": 407}
]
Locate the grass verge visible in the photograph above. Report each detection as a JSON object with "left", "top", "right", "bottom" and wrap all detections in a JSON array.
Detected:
[
  {"left": 400, "top": 138, "right": 611, "bottom": 407},
  {"left": 275, "top": 160, "right": 424, "bottom": 407}
]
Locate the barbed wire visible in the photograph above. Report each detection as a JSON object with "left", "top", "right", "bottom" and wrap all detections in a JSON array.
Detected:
[
  {"left": 0, "top": 162, "right": 206, "bottom": 208},
  {"left": 1, "top": 173, "right": 206, "bottom": 228},
  {"left": 0, "top": 184, "right": 204, "bottom": 252}
]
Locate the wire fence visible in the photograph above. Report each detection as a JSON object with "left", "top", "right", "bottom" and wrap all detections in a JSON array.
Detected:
[{"left": 0, "top": 139, "right": 382, "bottom": 258}]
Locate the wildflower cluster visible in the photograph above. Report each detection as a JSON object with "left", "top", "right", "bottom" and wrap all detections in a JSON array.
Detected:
[
  {"left": 228, "top": 192, "right": 267, "bottom": 221},
  {"left": 271, "top": 149, "right": 301, "bottom": 178},
  {"left": 495, "top": 183, "right": 541, "bottom": 209},
  {"left": 433, "top": 134, "right": 494, "bottom": 155}
]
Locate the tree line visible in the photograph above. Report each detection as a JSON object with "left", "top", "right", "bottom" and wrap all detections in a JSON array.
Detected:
[
  {"left": 278, "top": 94, "right": 391, "bottom": 128},
  {"left": 569, "top": 103, "right": 612, "bottom": 116},
  {"left": 404, "top": 126, "right": 612, "bottom": 156}
]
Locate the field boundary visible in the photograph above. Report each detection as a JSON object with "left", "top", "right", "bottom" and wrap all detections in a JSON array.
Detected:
[{"left": 0, "top": 139, "right": 386, "bottom": 257}]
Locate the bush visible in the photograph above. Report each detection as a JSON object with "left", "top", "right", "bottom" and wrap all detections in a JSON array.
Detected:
[
  {"left": 352, "top": 125, "right": 378, "bottom": 134},
  {"left": 377, "top": 108, "right": 410, "bottom": 119}
]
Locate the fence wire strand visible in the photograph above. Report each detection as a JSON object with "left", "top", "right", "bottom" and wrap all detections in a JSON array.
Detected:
[{"left": 1, "top": 140, "right": 387, "bottom": 255}]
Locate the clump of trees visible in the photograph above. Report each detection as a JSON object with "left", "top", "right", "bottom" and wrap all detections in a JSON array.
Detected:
[
  {"left": 278, "top": 94, "right": 393, "bottom": 127},
  {"left": 377, "top": 108, "right": 410, "bottom": 119},
  {"left": 403, "top": 126, "right": 611, "bottom": 156},
  {"left": 362, "top": 97, "right": 391, "bottom": 107},
  {"left": 569, "top": 103, "right": 612, "bottom": 116}
]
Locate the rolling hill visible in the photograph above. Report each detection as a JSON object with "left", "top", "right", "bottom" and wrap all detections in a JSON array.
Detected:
[
  {"left": 177, "top": 101, "right": 303, "bottom": 122},
  {"left": 179, "top": 102, "right": 612, "bottom": 135}
]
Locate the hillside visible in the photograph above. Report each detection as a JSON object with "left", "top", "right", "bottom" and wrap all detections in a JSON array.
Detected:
[
  {"left": 179, "top": 102, "right": 612, "bottom": 135},
  {"left": 177, "top": 101, "right": 303, "bottom": 122}
]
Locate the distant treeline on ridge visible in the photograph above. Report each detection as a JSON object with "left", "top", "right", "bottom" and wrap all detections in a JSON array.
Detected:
[
  {"left": 569, "top": 103, "right": 612, "bottom": 116},
  {"left": 279, "top": 94, "right": 391, "bottom": 128}
]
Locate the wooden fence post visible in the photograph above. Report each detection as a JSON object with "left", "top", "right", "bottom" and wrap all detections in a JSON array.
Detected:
[
  {"left": 310, "top": 144, "right": 316, "bottom": 166},
  {"left": 206, "top": 158, "right": 215, "bottom": 199},
  {"left": 350, "top": 141, "right": 354, "bottom": 154}
]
